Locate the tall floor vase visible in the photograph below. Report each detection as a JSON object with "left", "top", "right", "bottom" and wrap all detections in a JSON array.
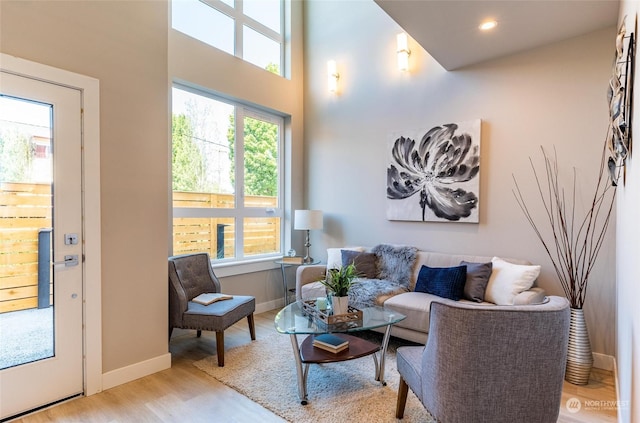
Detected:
[{"left": 565, "top": 308, "right": 593, "bottom": 385}]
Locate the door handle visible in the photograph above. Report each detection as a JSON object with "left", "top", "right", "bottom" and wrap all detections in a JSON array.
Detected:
[{"left": 53, "top": 255, "right": 79, "bottom": 267}]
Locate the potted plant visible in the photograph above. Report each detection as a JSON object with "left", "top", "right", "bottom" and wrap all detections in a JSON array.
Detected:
[
  {"left": 513, "top": 146, "right": 616, "bottom": 385},
  {"left": 319, "top": 263, "right": 359, "bottom": 315}
]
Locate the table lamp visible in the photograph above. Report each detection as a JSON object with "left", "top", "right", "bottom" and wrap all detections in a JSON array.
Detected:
[{"left": 294, "top": 210, "right": 323, "bottom": 264}]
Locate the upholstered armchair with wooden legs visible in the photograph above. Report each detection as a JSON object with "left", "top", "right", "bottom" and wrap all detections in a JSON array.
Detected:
[
  {"left": 396, "top": 296, "right": 570, "bottom": 423},
  {"left": 168, "top": 253, "right": 256, "bottom": 367}
]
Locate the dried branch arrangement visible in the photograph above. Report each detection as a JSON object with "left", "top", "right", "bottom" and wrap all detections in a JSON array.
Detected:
[{"left": 513, "top": 146, "right": 616, "bottom": 309}]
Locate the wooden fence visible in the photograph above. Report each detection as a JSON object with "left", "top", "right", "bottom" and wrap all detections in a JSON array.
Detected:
[
  {"left": 0, "top": 182, "right": 52, "bottom": 313},
  {"left": 172, "top": 191, "right": 280, "bottom": 258},
  {"left": 0, "top": 185, "right": 279, "bottom": 312}
]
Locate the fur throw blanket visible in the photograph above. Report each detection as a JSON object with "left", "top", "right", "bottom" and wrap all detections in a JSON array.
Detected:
[
  {"left": 371, "top": 244, "right": 418, "bottom": 287},
  {"left": 348, "top": 279, "right": 408, "bottom": 308},
  {"left": 345, "top": 244, "right": 418, "bottom": 308}
]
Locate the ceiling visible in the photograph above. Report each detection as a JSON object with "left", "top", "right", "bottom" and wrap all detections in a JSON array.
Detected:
[{"left": 374, "top": 0, "right": 620, "bottom": 70}]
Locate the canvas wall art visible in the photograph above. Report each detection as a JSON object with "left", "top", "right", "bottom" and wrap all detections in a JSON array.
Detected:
[
  {"left": 607, "top": 20, "right": 635, "bottom": 186},
  {"left": 386, "top": 119, "right": 481, "bottom": 223}
]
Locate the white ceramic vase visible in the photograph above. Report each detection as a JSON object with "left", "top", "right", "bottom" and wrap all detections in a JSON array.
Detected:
[{"left": 331, "top": 296, "right": 349, "bottom": 315}]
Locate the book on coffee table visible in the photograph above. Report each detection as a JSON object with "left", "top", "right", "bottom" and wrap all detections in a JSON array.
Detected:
[
  {"left": 192, "top": 293, "right": 233, "bottom": 306},
  {"left": 313, "top": 333, "right": 349, "bottom": 353}
]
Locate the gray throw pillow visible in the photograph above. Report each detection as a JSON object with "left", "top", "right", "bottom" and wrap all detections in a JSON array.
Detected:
[
  {"left": 341, "top": 250, "right": 378, "bottom": 279},
  {"left": 460, "top": 260, "right": 493, "bottom": 302}
]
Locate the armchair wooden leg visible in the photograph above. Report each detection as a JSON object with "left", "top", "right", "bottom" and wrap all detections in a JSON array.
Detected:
[
  {"left": 216, "top": 331, "right": 225, "bottom": 367},
  {"left": 247, "top": 313, "right": 256, "bottom": 340},
  {"left": 396, "top": 376, "right": 409, "bottom": 419},
  {"left": 196, "top": 329, "right": 202, "bottom": 338}
]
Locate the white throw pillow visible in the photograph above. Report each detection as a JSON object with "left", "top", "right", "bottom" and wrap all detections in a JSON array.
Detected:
[
  {"left": 484, "top": 257, "right": 541, "bottom": 305},
  {"left": 326, "top": 247, "right": 364, "bottom": 269}
]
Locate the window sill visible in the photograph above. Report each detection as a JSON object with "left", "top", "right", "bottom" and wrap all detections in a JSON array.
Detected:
[{"left": 211, "top": 257, "right": 280, "bottom": 278}]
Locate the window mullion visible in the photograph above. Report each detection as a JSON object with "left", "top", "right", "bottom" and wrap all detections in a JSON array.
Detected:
[
  {"left": 239, "top": 15, "right": 283, "bottom": 44},
  {"left": 235, "top": 17, "right": 244, "bottom": 59},
  {"left": 235, "top": 107, "right": 245, "bottom": 258},
  {"left": 200, "top": 0, "right": 235, "bottom": 17}
]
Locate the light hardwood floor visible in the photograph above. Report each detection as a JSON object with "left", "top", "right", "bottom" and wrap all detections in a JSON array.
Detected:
[{"left": 12, "top": 309, "right": 618, "bottom": 423}]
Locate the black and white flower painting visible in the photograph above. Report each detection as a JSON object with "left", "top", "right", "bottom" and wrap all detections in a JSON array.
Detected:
[{"left": 386, "top": 120, "right": 481, "bottom": 223}]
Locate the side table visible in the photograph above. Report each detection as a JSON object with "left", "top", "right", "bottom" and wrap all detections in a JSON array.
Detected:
[{"left": 274, "top": 259, "right": 320, "bottom": 305}]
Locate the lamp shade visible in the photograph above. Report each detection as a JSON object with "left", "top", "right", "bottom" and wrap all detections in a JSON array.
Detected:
[{"left": 294, "top": 210, "right": 323, "bottom": 230}]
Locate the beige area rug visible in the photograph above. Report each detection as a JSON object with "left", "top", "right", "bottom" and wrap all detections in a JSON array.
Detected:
[{"left": 193, "top": 331, "right": 434, "bottom": 423}]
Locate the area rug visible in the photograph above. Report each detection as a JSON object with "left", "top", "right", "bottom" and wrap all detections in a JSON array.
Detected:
[{"left": 193, "top": 331, "right": 434, "bottom": 422}]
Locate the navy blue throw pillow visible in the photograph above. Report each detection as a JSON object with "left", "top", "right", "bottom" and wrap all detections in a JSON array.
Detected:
[{"left": 414, "top": 265, "right": 467, "bottom": 301}]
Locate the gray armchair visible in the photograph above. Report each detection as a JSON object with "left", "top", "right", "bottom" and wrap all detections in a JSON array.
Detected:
[
  {"left": 396, "top": 296, "right": 570, "bottom": 422},
  {"left": 169, "top": 253, "right": 256, "bottom": 367}
]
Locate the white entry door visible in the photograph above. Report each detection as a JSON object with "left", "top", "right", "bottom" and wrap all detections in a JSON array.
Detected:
[{"left": 0, "top": 71, "right": 84, "bottom": 419}]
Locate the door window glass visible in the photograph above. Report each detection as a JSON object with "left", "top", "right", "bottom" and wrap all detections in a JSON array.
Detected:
[{"left": 0, "top": 95, "right": 54, "bottom": 369}]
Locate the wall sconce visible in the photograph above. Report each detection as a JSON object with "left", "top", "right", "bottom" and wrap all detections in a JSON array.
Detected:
[
  {"left": 327, "top": 60, "right": 339, "bottom": 93},
  {"left": 396, "top": 33, "right": 411, "bottom": 72}
]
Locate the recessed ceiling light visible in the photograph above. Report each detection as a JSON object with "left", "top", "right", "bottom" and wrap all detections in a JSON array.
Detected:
[{"left": 479, "top": 20, "right": 498, "bottom": 31}]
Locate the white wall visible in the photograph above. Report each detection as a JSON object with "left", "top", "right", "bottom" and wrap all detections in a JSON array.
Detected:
[
  {"left": 0, "top": 0, "right": 307, "bottom": 387},
  {"left": 304, "top": 0, "right": 617, "bottom": 359},
  {"left": 615, "top": 3, "right": 640, "bottom": 422},
  {"left": 0, "top": 1, "right": 170, "bottom": 375}
]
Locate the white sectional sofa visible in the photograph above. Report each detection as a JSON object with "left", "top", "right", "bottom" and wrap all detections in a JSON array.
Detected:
[{"left": 296, "top": 244, "right": 546, "bottom": 344}]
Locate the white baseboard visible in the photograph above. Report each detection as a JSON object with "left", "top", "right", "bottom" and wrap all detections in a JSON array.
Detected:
[
  {"left": 256, "top": 298, "right": 285, "bottom": 314},
  {"left": 593, "top": 352, "right": 615, "bottom": 371},
  {"left": 97, "top": 299, "right": 282, "bottom": 392},
  {"left": 101, "top": 352, "right": 171, "bottom": 391}
]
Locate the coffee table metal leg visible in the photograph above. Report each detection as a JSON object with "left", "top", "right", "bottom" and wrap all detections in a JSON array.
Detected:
[
  {"left": 377, "top": 324, "right": 393, "bottom": 385},
  {"left": 372, "top": 352, "right": 379, "bottom": 381},
  {"left": 289, "top": 334, "right": 308, "bottom": 404}
]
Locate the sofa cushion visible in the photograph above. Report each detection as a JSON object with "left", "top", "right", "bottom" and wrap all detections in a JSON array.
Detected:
[
  {"left": 383, "top": 292, "right": 440, "bottom": 333},
  {"left": 371, "top": 244, "right": 418, "bottom": 288},
  {"left": 327, "top": 247, "right": 364, "bottom": 269},
  {"left": 341, "top": 250, "right": 378, "bottom": 279},
  {"left": 414, "top": 265, "right": 467, "bottom": 301},
  {"left": 513, "top": 287, "right": 547, "bottom": 305},
  {"left": 300, "top": 281, "right": 327, "bottom": 300},
  {"left": 485, "top": 257, "right": 541, "bottom": 305},
  {"left": 460, "top": 261, "right": 493, "bottom": 302}
]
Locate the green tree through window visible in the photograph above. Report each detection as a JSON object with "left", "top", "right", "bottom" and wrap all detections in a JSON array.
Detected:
[
  {"left": 227, "top": 114, "right": 278, "bottom": 197},
  {"left": 0, "top": 128, "right": 34, "bottom": 183},
  {"left": 171, "top": 114, "right": 205, "bottom": 191}
]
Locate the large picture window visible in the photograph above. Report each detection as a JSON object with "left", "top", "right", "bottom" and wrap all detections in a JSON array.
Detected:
[
  {"left": 172, "top": 85, "right": 283, "bottom": 263},
  {"left": 172, "top": 0, "right": 284, "bottom": 76}
]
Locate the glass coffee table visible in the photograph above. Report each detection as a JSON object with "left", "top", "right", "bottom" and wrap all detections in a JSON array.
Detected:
[{"left": 274, "top": 301, "right": 406, "bottom": 404}]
